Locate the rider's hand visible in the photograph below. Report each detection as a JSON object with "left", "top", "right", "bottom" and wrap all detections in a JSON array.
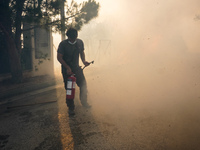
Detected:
[
  {"left": 83, "top": 61, "right": 90, "bottom": 67},
  {"left": 66, "top": 67, "right": 72, "bottom": 75}
]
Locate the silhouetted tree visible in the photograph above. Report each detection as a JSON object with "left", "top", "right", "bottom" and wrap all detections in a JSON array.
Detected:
[{"left": 0, "top": 0, "right": 99, "bottom": 83}]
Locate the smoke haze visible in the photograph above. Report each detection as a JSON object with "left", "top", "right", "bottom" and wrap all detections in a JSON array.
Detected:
[{"left": 55, "top": 0, "right": 200, "bottom": 149}]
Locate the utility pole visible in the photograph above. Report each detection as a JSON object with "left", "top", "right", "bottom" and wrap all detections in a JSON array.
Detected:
[{"left": 60, "top": 0, "right": 65, "bottom": 40}]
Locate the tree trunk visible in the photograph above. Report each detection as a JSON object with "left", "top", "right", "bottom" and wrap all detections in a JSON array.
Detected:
[
  {"left": 0, "top": 24, "right": 23, "bottom": 83},
  {"left": 0, "top": 0, "right": 23, "bottom": 83},
  {"left": 8, "top": 36, "right": 23, "bottom": 83}
]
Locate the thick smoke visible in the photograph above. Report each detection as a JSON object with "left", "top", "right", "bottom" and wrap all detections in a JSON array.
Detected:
[
  {"left": 54, "top": 0, "right": 200, "bottom": 148},
  {"left": 78, "top": 0, "right": 200, "bottom": 149}
]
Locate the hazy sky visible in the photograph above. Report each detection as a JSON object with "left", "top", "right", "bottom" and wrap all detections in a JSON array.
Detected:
[
  {"left": 55, "top": 0, "right": 200, "bottom": 68},
  {"left": 55, "top": 2, "right": 200, "bottom": 148},
  {"left": 97, "top": 0, "right": 200, "bottom": 52}
]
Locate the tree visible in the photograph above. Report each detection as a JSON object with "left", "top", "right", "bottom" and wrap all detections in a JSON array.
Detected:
[{"left": 0, "top": 0, "right": 99, "bottom": 83}]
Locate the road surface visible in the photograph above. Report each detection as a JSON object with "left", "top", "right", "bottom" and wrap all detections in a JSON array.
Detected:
[{"left": 0, "top": 66, "right": 200, "bottom": 149}]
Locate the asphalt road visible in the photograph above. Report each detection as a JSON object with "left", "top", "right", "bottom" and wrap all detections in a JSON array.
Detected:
[
  {"left": 0, "top": 65, "right": 200, "bottom": 150},
  {"left": 0, "top": 86, "right": 111, "bottom": 150}
]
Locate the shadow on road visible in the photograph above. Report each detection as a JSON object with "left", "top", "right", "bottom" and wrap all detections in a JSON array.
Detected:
[
  {"left": 62, "top": 89, "right": 115, "bottom": 150},
  {"left": 0, "top": 89, "right": 64, "bottom": 150}
]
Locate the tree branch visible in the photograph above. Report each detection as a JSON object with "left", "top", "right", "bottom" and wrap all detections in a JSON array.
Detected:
[
  {"left": 22, "top": 11, "right": 83, "bottom": 32},
  {"left": 0, "top": 23, "right": 11, "bottom": 39}
]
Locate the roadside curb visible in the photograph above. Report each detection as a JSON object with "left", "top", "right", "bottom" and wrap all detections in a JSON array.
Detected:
[
  {"left": 0, "top": 78, "right": 63, "bottom": 105},
  {"left": 0, "top": 83, "right": 63, "bottom": 106},
  {"left": 0, "top": 80, "right": 55, "bottom": 99}
]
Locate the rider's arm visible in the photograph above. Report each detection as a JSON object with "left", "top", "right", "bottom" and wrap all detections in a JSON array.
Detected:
[
  {"left": 57, "top": 52, "right": 72, "bottom": 74},
  {"left": 80, "top": 51, "right": 89, "bottom": 66}
]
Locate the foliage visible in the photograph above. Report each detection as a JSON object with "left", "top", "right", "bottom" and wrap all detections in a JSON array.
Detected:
[
  {"left": 1, "top": 0, "right": 100, "bottom": 38},
  {"left": 0, "top": 0, "right": 99, "bottom": 82},
  {"left": 65, "top": 0, "right": 100, "bottom": 30},
  {"left": 20, "top": 0, "right": 100, "bottom": 32}
]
